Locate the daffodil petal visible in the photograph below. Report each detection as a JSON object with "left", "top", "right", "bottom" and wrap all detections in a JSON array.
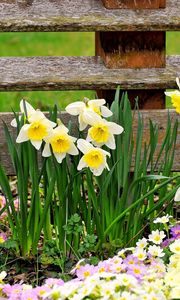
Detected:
[
  {"left": 77, "top": 157, "right": 87, "bottom": 170},
  {"left": 82, "top": 110, "right": 101, "bottom": 125},
  {"left": 77, "top": 139, "right": 94, "bottom": 154},
  {"left": 11, "top": 118, "right": 18, "bottom": 128},
  {"left": 31, "top": 140, "right": 42, "bottom": 150},
  {"left": 16, "top": 124, "right": 29, "bottom": 143},
  {"left": 90, "top": 165, "right": 105, "bottom": 176},
  {"left": 102, "top": 149, "right": 111, "bottom": 157},
  {"left": 54, "top": 153, "right": 66, "bottom": 163},
  {"left": 88, "top": 99, "right": 106, "bottom": 107},
  {"left": 176, "top": 77, "right": 180, "bottom": 90},
  {"left": 28, "top": 111, "right": 46, "bottom": 123},
  {"left": 101, "top": 105, "right": 113, "bottom": 117},
  {"left": 42, "top": 143, "right": 51, "bottom": 157},
  {"left": 65, "top": 102, "right": 85, "bottom": 115},
  {"left": 68, "top": 143, "right": 79, "bottom": 155},
  {"left": 54, "top": 124, "right": 69, "bottom": 134},
  {"left": 20, "top": 100, "right": 35, "bottom": 115},
  {"left": 78, "top": 115, "right": 88, "bottom": 131},
  {"left": 106, "top": 134, "right": 116, "bottom": 150},
  {"left": 174, "top": 187, "right": 180, "bottom": 202},
  {"left": 165, "top": 91, "right": 180, "bottom": 97},
  {"left": 108, "top": 122, "right": 124, "bottom": 134}
]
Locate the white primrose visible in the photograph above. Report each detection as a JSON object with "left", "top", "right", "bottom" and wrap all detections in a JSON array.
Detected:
[
  {"left": 148, "top": 245, "right": 165, "bottom": 258},
  {"left": 42, "top": 124, "right": 78, "bottom": 163},
  {"left": 65, "top": 98, "right": 113, "bottom": 131},
  {"left": 16, "top": 111, "right": 56, "bottom": 150},
  {"left": 148, "top": 230, "right": 166, "bottom": 245},
  {"left": 136, "top": 238, "right": 148, "bottom": 249},
  {"left": 87, "top": 118, "right": 124, "bottom": 149},
  {"left": 169, "top": 239, "right": 180, "bottom": 255},
  {"left": 77, "top": 139, "right": 110, "bottom": 176},
  {"left": 153, "top": 214, "right": 172, "bottom": 224}
]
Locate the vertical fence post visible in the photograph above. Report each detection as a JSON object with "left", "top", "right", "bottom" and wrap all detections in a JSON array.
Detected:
[{"left": 96, "top": 2, "right": 166, "bottom": 109}]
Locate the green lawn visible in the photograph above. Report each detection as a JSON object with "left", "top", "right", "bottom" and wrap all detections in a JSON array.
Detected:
[{"left": 0, "top": 32, "right": 179, "bottom": 112}]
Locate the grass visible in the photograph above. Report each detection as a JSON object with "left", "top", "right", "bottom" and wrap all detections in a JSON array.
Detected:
[{"left": 0, "top": 32, "right": 179, "bottom": 112}]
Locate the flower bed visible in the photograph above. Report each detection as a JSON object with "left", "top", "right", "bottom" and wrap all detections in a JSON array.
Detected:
[{"left": 0, "top": 217, "right": 180, "bottom": 299}]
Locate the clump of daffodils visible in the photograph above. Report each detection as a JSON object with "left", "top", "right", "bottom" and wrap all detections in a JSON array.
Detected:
[
  {"left": 165, "top": 77, "right": 180, "bottom": 114},
  {"left": 12, "top": 98, "right": 123, "bottom": 176},
  {"left": 1, "top": 218, "right": 180, "bottom": 299}
]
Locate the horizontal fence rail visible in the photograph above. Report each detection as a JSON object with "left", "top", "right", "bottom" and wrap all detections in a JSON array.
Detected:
[
  {"left": 0, "top": 110, "right": 179, "bottom": 175},
  {"left": 0, "top": 56, "right": 179, "bottom": 91},
  {"left": 0, "top": 0, "right": 179, "bottom": 32}
]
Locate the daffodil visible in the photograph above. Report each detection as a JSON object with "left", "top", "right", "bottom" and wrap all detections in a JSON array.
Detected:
[
  {"left": 77, "top": 139, "right": 110, "bottom": 176},
  {"left": 65, "top": 98, "right": 113, "bottom": 131},
  {"left": 16, "top": 112, "right": 56, "bottom": 150},
  {"left": 165, "top": 77, "right": 180, "bottom": 114},
  {"left": 42, "top": 125, "right": 78, "bottom": 163},
  {"left": 87, "top": 118, "right": 124, "bottom": 149},
  {"left": 11, "top": 100, "right": 36, "bottom": 127},
  {"left": 174, "top": 187, "right": 180, "bottom": 202}
]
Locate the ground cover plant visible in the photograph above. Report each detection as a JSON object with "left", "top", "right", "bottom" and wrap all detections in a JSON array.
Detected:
[
  {"left": 1, "top": 216, "right": 180, "bottom": 299},
  {"left": 0, "top": 83, "right": 180, "bottom": 299}
]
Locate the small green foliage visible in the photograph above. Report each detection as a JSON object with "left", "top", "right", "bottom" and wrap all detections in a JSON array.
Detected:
[
  {"left": 63, "top": 214, "right": 83, "bottom": 235},
  {"left": 79, "top": 234, "right": 97, "bottom": 254}
]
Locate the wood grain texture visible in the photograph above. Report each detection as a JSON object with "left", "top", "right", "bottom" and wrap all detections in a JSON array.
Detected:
[
  {"left": 96, "top": 89, "right": 165, "bottom": 108},
  {"left": 101, "top": 0, "right": 165, "bottom": 9},
  {"left": 0, "top": 0, "right": 178, "bottom": 32},
  {"left": 95, "top": 32, "right": 165, "bottom": 68},
  {"left": 0, "top": 110, "right": 179, "bottom": 174},
  {"left": 0, "top": 56, "right": 179, "bottom": 91}
]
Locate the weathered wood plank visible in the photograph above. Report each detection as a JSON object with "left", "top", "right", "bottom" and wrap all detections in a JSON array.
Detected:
[
  {"left": 0, "top": 0, "right": 179, "bottom": 32},
  {"left": 0, "top": 56, "right": 179, "bottom": 91},
  {"left": 101, "top": 0, "right": 166, "bottom": 9},
  {"left": 0, "top": 110, "right": 179, "bottom": 174}
]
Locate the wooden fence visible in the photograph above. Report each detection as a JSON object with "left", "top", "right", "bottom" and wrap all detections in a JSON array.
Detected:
[{"left": 0, "top": 0, "right": 179, "bottom": 174}]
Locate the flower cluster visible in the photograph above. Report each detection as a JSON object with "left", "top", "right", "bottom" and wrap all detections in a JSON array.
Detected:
[
  {"left": 1, "top": 217, "right": 180, "bottom": 299},
  {"left": 12, "top": 99, "right": 123, "bottom": 176}
]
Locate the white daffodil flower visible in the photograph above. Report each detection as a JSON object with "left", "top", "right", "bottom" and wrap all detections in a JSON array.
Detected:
[
  {"left": 42, "top": 125, "right": 78, "bottom": 163},
  {"left": 77, "top": 139, "right": 110, "bottom": 176},
  {"left": 65, "top": 98, "right": 113, "bottom": 131},
  {"left": 11, "top": 100, "right": 37, "bottom": 127},
  {"left": 174, "top": 187, "right": 180, "bottom": 202},
  {"left": 87, "top": 118, "right": 124, "bottom": 149},
  {"left": 165, "top": 77, "right": 180, "bottom": 114},
  {"left": 16, "top": 112, "right": 56, "bottom": 150}
]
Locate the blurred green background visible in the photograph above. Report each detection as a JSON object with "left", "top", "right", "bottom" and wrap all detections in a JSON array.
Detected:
[{"left": 0, "top": 32, "right": 179, "bottom": 111}]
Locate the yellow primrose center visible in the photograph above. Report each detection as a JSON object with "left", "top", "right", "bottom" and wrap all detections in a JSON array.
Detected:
[
  {"left": 89, "top": 124, "right": 109, "bottom": 143},
  {"left": 154, "top": 235, "right": 161, "bottom": 242},
  {"left": 83, "top": 271, "right": 91, "bottom": 278},
  {"left": 175, "top": 246, "right": 180, "bottom": 252},
  {"left": 0, "top": 237, "right": 5, "bottom": 243},
  {"left": 50, "top": 134, "right": 71, "bottom": 153},
  {"left": 27, "top": 121, "right": 48, "bottom": 140},
  {"left": 83, "top": 149, "right": 104, "bottom": 168}
]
